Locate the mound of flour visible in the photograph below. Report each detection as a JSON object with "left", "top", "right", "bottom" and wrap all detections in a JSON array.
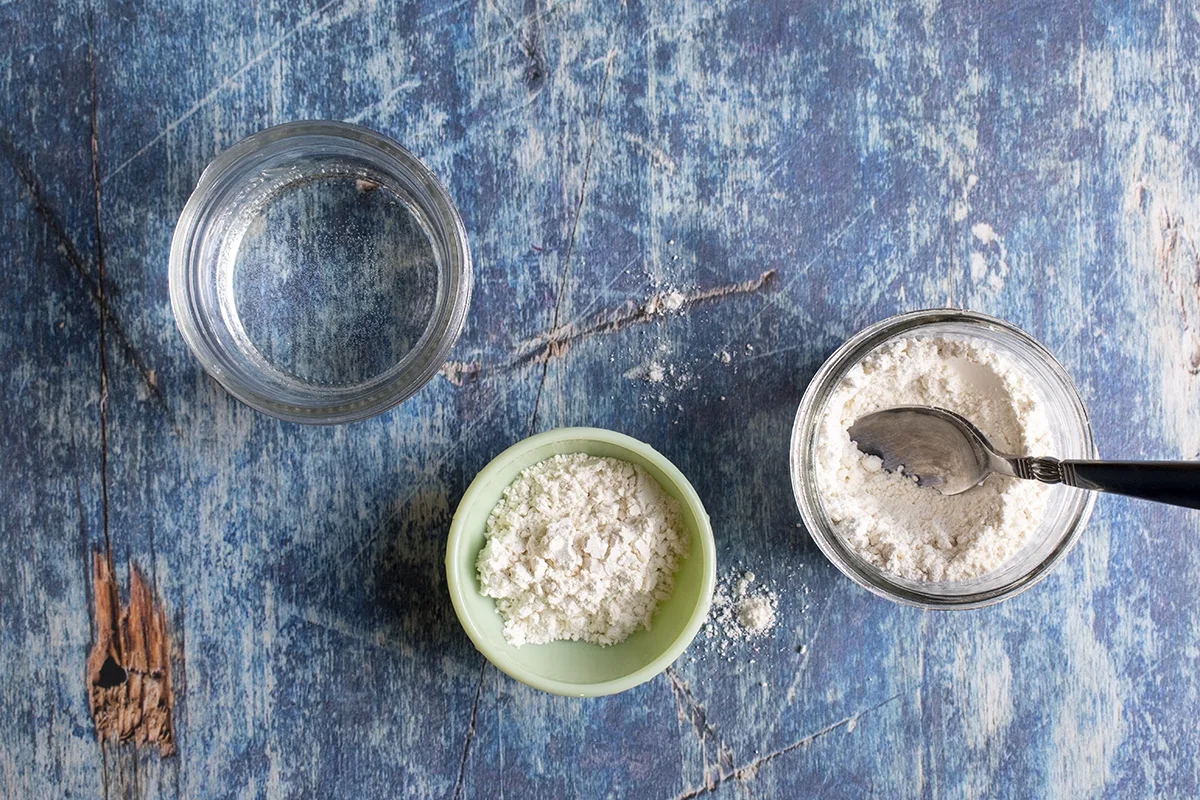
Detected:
[
  {"left": 703, "top": 569, "right": 778, "bottom": 657},
  {"left": 814, "top": 335, "right": 1055, "bottom": 582},
  {"left": 477, "top": 454, "right": 688, "bottom": 646}
]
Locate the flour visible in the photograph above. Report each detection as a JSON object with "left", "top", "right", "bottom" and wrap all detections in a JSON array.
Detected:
[
  {"left": 624, "top": 344, "right": 701, "bottom": 420},
  {"left": 736, "top": 595, "right": 776, "bottom": 634},
  {"left": 477, "top": 454, "right": 688, "bottom": 646},
  {"left": 642, "top": 288, "right": 688, "bottom": 316},
  {"left": 814, "top": 335, "right": 1055, "bottom": 582},
  {"left": 703, "top": 569, "right": 778, "bottom": 657}
]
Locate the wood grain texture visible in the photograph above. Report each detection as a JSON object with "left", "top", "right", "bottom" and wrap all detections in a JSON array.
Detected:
[{"left": 2, "top": 0, "right": 1199, "bottom": 797}]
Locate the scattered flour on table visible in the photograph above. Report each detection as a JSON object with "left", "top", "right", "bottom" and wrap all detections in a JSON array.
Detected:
[
  {"left": 814, "top": 335, "right": 1055, "bottom": 582},
  {"left": 624, "top": 345, "right": 700, "bottom": 415},
  {"left": 703, "top": 568, "right": 778, "bottom": 657},
  {"left": 477, "top": 454, "right": 688, "bottom": 647}
]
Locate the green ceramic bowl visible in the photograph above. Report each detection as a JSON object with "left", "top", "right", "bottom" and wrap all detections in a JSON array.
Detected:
[{"left": 446, "top": 427, "right": 716, "bottom": 697}]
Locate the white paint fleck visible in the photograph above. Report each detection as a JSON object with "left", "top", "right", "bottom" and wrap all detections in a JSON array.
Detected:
[
  {"left": 971, "top": 222, "right": 998, "bottom": 245},
  {"left": 956, "top": 633, "right": 1014, "bottom": 750},
  {"left": 953, "top": 175, "right": 977, "bottom": 222},
  {"left": 968, "top": 221, "right": 1010, "bottom": 284},
  {"left": 1047, "top": 607, "right": 1124, "bottom": 798},
  {"left": 969, "top": 251, "right": 988, "bottom": 282}
]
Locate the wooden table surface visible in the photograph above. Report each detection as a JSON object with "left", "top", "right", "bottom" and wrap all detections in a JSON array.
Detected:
[{"left": 4, "top": 0, "right": 1200, "bottom": 797}]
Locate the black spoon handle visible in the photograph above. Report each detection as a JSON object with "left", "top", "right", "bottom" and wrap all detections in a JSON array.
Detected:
[{"left": 1013, "top": 458, "right": 1200, "bottom": 510}]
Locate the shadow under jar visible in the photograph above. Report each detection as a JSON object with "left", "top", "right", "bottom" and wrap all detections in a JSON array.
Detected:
[
  {"left": 170, "top": 121, "right": 472, "bottom": 424},
  {"left": 790, "top": 310, "right": 1097, "bottom": 608}
]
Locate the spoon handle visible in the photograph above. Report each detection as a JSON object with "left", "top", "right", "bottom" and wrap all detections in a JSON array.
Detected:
[{"left": 1012, "top": 458, "right": 1200, "bottom": 510}]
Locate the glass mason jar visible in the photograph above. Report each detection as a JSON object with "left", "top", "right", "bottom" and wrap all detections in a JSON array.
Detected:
[
  {"left": 790, "top": 309, "right": 1097, "bottom": 608},
  {"left": 170, "top": 121, "right": 472, "bottom": 424}
]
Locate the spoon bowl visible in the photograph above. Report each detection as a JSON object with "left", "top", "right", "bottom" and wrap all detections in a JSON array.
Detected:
[{"left": 848, "top": 406, "right": 1015, "bottom": 495}]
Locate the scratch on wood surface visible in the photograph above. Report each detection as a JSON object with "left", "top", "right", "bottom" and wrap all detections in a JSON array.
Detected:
[
  {"left": 345, "top": 77, "right": 423, "bottom": 125},
  {"left": 1154, "top": 205, "right": 1200, "bottom": 312},
  {"left": 665, "top": 668, "right": 735, "bottom": 792},
  {"left": 86, "top": 554, "right": 176, "bottom": 758},
  {"left": 673, "top": 693, "right": 903, "bottom": 799},
  {"left": 621, "top": 132, "right": 677, "bottom": 173},
  {"left": 784, "top": 599, "right": 829, "bottom": 705},
  {"left": 415, "top": 0, "right": 473, "bottom": 25},
  {"left": 489, "top": 0, "right": 549, "bottom": 89},
  {"left": 87, "top": 12, "right": 113, "bottom": 559},
  {"left": 0, "top": 127, "right": 173, "bottom": 423},
  {"left": 442, "top": 270, "right": 778, "bottom": 386},
  {"left": 451, "top": 660, "right": 488, "bottom": 800},
  {"left": 528, "top": 46, "right": 617, "bottom": 434},
  {"left": 1148, "top": 194, "right": 1200, "bottom": 456},
  {"left": 454, "top": 0, "right": 565, "bottom": 67},
  {"left": 525, "top": 268, "right": 777, "bottom": 362},
  {"left": 300, "top": 385, "right": 512, "bottom": 591},
  {"left": 101, "top": 0, "right": 350, "bottom": 183},
  {"left": 720, "top": 190, "right": 884, "bottom": 352},
  {"left": 438, "top": 359, "right": 483, "bottom": 386}
]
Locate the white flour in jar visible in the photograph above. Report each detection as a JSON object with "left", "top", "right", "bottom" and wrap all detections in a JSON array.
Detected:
[
  {"left": 814, "top": 335, "right": 1055, "bottom": 582},
  {"left": 477, "top": 454, "right": 688, "bottom": 646}
]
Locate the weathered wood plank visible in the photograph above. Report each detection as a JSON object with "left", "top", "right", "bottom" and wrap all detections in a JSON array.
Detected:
[{"left": 3, "top": 0, "right": 1200, "bottom": 797}]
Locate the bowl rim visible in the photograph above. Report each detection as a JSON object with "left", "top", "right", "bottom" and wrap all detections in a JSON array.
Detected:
[
  {"left": 168, "top": 120, "right": 473, "bottom": 425},
  {"left": 445, "top": 427, "right": 716, "bottom": 697},
  {"left": 789, "top": 308, "right": 1098, "bottom": 609}
]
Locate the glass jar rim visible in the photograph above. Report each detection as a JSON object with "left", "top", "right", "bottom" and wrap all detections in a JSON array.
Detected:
[{"left": 789, "top": 309, "right": 1097, "bottom": 609}]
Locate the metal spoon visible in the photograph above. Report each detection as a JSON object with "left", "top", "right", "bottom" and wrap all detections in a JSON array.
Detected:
[{"left": 848, "top": 406, "right": 1200, "bottom": 510}]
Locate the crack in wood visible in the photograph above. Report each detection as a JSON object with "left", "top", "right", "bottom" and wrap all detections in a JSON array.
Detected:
[
  {"left": 86, "top": 554, "right": 176, "bottom": 758},
  {"left": 86, "top": 13, "right": 113, "bottom": 560},
  {"left": 451, "top": 659, "right": 488, "bottom": 800},
  {"left": 665, "top": 667, "right": 735, "bottom": 792},
  {"left": 672, "top": 693, "right": 903, "bottom": 799},
  {"left": 783, "top": 598, "right": 830, "bottom": 705},
  {"left": 0, "top": 127, "right": 175, "bottom": 426},
  {"left": 1152, "top": 203, "right": 1200, "bottom": 402},
  {"left": 1154, "top": 205, "right": 1200, "bottom": 314},
  {"left": 100, "top": 740, "right": 111, "bottom": 800},
  {"left": 442, "top": 269, "right": 778, "bottom": 386},
  {"left": 528, "top": 46, "right": 617, "bottom": 435}
]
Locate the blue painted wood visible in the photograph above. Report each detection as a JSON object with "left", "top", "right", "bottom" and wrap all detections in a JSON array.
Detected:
[{"left": 3, "top": 0, "right": 1200, "bottom": 797}]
